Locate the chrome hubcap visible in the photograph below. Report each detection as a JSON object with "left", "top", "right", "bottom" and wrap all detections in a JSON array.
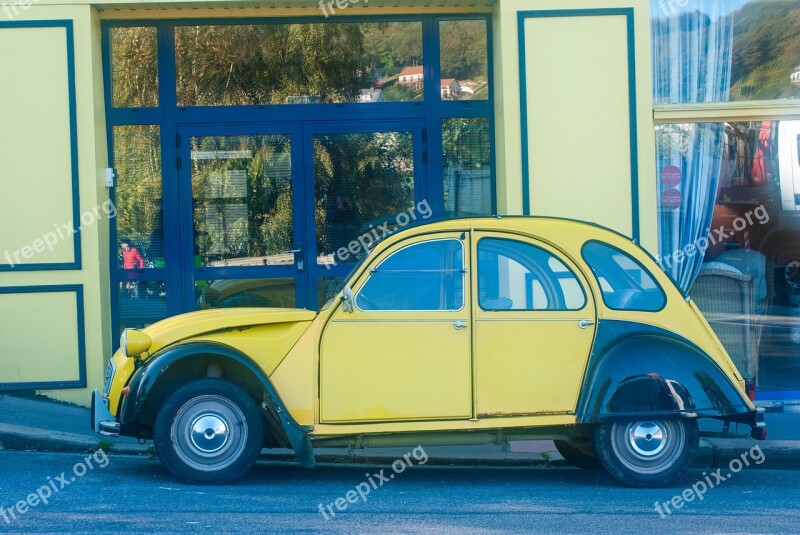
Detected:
[
  {"left": 610, "top": 419, "right": 686, "bottom": 475},
  {"left": 190, "top": 414, "right": 230, "bottom": 454},
  {"left": 628, "top": 421, "right": 667, "bottom": 457},
  {"left": 171, "top": 395, "right": 248, "bottom": 472}
]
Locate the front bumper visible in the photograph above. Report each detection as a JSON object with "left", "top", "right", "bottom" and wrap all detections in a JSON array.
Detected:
[{"left": 91, "top": 389, "right": 120, "bottom": 437}]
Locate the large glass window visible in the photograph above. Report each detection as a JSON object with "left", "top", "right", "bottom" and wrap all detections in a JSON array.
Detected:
[
  {"left": 478, "top": 238, "right": 586, "bottom": 311},
  {"left": 439, "top": 20, "right": 489, "bottom": 101},
  {"left": 582, "top": 242, "right": 666, "bottom": 312},
  {"left": 110, "top": 27, "right": 159, "bottom": 108},
  {"left": 443, "top": 118, "right": 492, "bottom": 217},
  {"left": 657, "top": 120, "right": 800, "bottom": 394},
  {"left": 652, "top": 1, "right": 800, "bottom": 104},
  {"left": 314, "top": 131, "right": 416, "bottom": 266},
  {"left": 113, "top": 125, "right": 164, "bottom": 269},
  {"left": 356, "top": 239, "right": 464, "bottom": 311},
  {"left": 190, "top": 134, "right": 294, "bottom": 268},
  {"left": 175, "top": 22, "right": 423, "bottom": 106}
]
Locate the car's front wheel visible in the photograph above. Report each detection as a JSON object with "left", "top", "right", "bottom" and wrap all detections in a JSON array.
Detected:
[
  {"left": 594, "top": 418, "right": 698, "bottom": 487},
  {"left": 154, "top": 378, "right": 264, "bottom": 485}
]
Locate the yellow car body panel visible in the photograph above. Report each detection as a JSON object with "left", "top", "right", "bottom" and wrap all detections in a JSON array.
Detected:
[
  {"left": 102, "top": 217, "right": 756, "bottom": 433},
  {"left": 141, "top": 308, "right": 316, "bottom": 360},
  {"left": 105, "top": 308, "right": 315, "bottom": 417},
  {"left": 319, "top": 232, "right": 473, "bottom": 423}
]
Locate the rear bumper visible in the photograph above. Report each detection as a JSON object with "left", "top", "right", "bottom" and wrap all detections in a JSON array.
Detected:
[
  {"left": 91, "top": 389, "right": 120, "bottom": 437},
  {"left": 727, "top": 406, "right": 768, "bottom": 440},
  {"left": 750, "top": 407, "right": 768, "bottom": 440}
]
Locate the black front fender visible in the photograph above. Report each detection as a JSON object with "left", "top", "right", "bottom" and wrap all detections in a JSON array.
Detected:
[
  {"left": 576, "top": 320, "right": 752, "bottom": 424},
  {"left": 119, "top": 341, "right": 315, "bottom": 467}
]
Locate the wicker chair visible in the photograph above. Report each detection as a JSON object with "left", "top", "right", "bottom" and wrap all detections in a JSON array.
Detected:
[{"left": 689, "top": 264, "right": 760, "bottom": 382}]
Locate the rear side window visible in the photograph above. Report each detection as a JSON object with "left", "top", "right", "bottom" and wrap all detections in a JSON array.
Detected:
[
  {"left": 581, "top": 241, "right": 666, "bottom": 312},
  {"left": 478, "top": 238, "right": 586, "bottom": 311}
]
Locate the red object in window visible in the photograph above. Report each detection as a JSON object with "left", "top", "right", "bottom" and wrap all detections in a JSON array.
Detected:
[
  {"left": 123, "top": 247, "right": 145, "bottom": 269},
  {"left": 751, "top": 121, "right": 772, "bottom": 186}
]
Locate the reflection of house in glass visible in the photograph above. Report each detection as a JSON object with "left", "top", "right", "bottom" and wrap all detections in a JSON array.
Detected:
[
  {"left": 398, "top": 65, "right": 423, "bottom": 87},
  {"left": 357, "top": 88, "right": 385, "bottom": 103},
  {"left": 791, "top": 66, "right": 800, "bottom": 86},
  {"left": 440, "top": 79, "right": 461, "bottom": 100}
]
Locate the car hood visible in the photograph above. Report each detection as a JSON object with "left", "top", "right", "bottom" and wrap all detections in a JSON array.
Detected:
[{"left": 141, "top": 307, "right": 317, "bottom": 357}]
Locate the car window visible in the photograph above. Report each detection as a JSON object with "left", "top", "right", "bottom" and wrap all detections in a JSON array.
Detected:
[
  {"left": 356, "top": 239, "right": 464, "bottom": 311},
  {"left": 581, "top": 241, "right": 666, "bottom": 312},
  {"left": 477, "top": 238, "right": 586, "bottom": 311}
]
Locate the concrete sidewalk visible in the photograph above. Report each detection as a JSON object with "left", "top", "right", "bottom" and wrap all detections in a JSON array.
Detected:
[{"left": 1, "top": 393, "right": 798, "bottom": 470}]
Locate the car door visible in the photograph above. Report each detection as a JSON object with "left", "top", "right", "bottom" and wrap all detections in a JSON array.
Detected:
[
  {"left": 319, "top": 232, "right": 472, "bottom": 423},
  {"left": 473, "top": 232, "right": 597, "bottom": 416}
]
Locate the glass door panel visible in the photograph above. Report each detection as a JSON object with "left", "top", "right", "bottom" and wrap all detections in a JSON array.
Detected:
[
  {"left": 308, "top": 124, "right": 424, "bottom": 309},
  {"left": 190, "top": 134, "right": 294, "bottom": 268},
  {"left": 181, "top": 127, "right": 308, "bottom": 311}
]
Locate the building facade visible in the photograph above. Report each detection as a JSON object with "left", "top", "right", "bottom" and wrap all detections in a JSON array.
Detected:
[{"left": 1, "top": 0, "right": 797, "bottom": 405}]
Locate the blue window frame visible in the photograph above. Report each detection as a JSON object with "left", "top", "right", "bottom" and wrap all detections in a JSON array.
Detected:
[{"left": 102, "top": 15, "right": 495, "bottom": 347}]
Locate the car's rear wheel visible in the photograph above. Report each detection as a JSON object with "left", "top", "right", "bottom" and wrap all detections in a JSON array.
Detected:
[
  {"left": 594, "top": 418, "right": 698, "bottom": 487},
  {"left": 554, "top": 439, "right": 601, "bottom": 470},
  {"left": 154, "top": 378, "right": 263, "bottom": 485}
]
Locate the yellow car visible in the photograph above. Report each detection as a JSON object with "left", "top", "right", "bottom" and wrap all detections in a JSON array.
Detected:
[{"left": 92, "top": 217, "right": 766, "bottom": 487}]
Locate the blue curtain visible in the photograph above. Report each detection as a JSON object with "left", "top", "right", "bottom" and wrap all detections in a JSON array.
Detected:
[{"left": 652, "top": 2, "right": 734, "bottom": 292}]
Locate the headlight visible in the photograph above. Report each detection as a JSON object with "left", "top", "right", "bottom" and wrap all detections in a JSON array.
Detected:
[{"left": 120, "top": 328, "right": 152, "bottom": 359}]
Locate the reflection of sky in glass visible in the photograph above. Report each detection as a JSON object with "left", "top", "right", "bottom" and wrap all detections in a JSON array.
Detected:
[{"left": 652, "top": 0, "right": 751, "bottom": 17}]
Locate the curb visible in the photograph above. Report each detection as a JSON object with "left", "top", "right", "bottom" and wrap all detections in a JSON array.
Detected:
[
  {"left": 1, "top": 425, "right": 798, "bottom": 470},
  {"left": 0, "top": 424, "right": 150, "bottom": 455}
]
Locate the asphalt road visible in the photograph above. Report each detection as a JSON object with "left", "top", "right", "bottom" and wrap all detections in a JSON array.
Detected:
[{"left": 0, "top": 451, "right": 797, "bottom": 534}]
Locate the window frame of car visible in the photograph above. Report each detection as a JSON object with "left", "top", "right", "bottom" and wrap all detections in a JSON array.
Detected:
[
  {"left": 580, "top": 239, "right": 668, "bottom": 313},
  {"left": 475, "top": 235, "right": 589, "bottom": 313},
  {"left": 353, "top": 236, "right": 467, "bottom": 313}
]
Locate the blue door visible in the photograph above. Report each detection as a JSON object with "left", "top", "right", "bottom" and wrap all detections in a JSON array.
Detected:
[{"left": 172, "top": 120, "right": 426, "bottom": 314}]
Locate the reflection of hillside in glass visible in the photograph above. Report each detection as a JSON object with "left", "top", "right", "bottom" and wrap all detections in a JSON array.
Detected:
[
  {"left": 173, "top": 22, "right": 423, "bottom": 106},
  {"left": 652, "top": 0, "right": 800, "bottom": 103}
]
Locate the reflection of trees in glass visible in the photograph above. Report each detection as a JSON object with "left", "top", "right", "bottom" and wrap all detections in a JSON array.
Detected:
[
  {"left": 363, "top": 22, "right": 423, "bottom": 78},
  {"left": 111, "top": 27, "right": 159, "bottom": 108},
  {"left": 439, "top": 20, "right": 488, "bottom": 82},
  {"left": 730, "top": 2, "right": 800, "bottom": 100},
  {"left": 314, "top": 132, "right": 415, "bottom": 256},
  {"left": 175, "top": 24, "right": 376, "bottom": 106},
  {"left": 113, "top": 125, "right": 163, "bottom": 266},
  {"left": 191, "top": 136, "right": 294, "bottom": 262}
]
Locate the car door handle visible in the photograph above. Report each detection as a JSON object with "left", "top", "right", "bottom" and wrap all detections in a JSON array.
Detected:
[
  {"left": 453, "top": 320, "right": 467, "bottom": 330},
  {"left": 578, "top": 319, "right": 596, "bottom": 329}
]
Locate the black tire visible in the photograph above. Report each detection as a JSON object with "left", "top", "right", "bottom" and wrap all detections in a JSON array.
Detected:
[
  {"left": 594, "top": 418, "right": 698, "bottom": 488},
  {"left": 554, "top": 439, "right": 601, "bottom": 470},
  {"left": 154, "top": 378, "right": 264, "bottom": 485}
]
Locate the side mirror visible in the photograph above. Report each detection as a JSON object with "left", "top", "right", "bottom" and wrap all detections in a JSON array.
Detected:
[{"left": 341, "top": 285, "right": 355, "bottom": 313}]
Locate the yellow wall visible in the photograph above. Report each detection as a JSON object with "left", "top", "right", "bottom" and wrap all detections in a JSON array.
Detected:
[
  {"left": 0, "top": 6, "right": 110, "bottom": 405},
  {"left": 492, "top": 0, "right": 657, "bottom": 253}
]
